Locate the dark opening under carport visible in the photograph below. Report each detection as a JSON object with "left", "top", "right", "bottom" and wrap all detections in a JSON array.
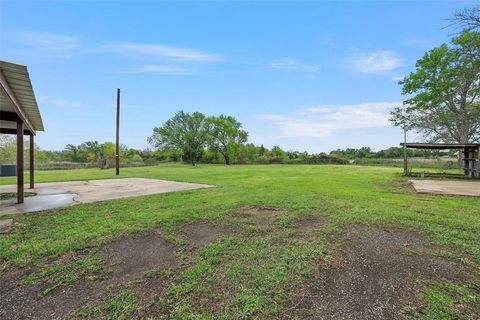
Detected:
[{"left": 400, "top": 142, "right": 480, "bottom": 179}]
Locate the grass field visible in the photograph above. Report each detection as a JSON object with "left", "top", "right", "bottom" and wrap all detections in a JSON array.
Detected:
[{"left": 0, "top": 164, "right": 479, "bottom": 319}]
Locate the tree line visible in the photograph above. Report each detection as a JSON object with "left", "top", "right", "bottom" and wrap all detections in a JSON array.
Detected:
[{"left": 0, "top": 130, "right": 457, "bottom": 169}]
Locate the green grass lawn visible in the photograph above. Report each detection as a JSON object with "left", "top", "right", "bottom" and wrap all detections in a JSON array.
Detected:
[
  {"left": 0, "top": 164, "right": 479, "bottom": 319},
  {"left": 0, "top": 192, "right": 36, "bottom": 201}
]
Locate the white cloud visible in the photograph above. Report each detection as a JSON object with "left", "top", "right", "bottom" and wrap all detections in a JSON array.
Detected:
[
  {"left": 100, "top": 41, "right": 222, "bottom": 61},
  {"left": 350, "top": 50, "right": 403, "bottom": 73},
  {"left": 300, "top": 106, "right": 331, "bottom": 114},
  {"left": 319, "top": 36, "right": 336, "bottom": 48},
  {"left": 8, "top": 30, "right": 222, "bottom": 63},
  {"left": 38, "top": 96, "right": 79, "bottom": 107},
  {"left": 257, "top": 102, "right": 400, "bottom": 138},
  {"left": 10, "top": 31, "right": 80, "bottom": 51},
  {"left": 268, "top": 59, "right": 320, "bottom": 73},
  {"left": 392, "top": 76, "right": 404, "bottom": 82},
  {"left": 124, "top": 65, "right": 190, "bottom": 75}
]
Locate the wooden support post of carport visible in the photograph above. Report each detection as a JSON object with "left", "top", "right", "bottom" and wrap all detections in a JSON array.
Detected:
[
  {"left": 477, "top": 146, "right": 480, "bottom": 178},
  {"left": 16, "top": 120, "right": 24, "bottom": 204},
  {"left": 30, "top": 133, "right": 34, "bottom": 189}
]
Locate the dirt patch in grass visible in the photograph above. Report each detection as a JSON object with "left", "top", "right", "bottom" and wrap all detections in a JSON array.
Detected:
[
  {"left": 180, "top": 221, "right": 236, "bottom": 249},
  {"left": 100, "top": 230, "right": 177, "bottom": 279},
  {"left": 0, "top": 231, "right": 178, "bottom": 320},
  {"left": 0, "top": 266, "right": 104, "bottom": 320},
  {"left": 282, "top": 226, "right": 472, "bottom": 319},
  {"left": 233, "top": 205, "right": 287, "bottom": 226},
  {"left": 293, "top": 216, "right": 324, "bottom": 232}
]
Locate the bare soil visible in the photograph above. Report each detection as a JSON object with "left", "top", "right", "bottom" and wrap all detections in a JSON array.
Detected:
[
  {"left": 180, "top": 221, "right": 236, "bottom": 249},
  {"left": 100, "top": 230, "right": 177, "bottom": 279},
  {"left": 0, "top": 231, "right": 178, "bottom": 320},
  {"left": 293, "top": 216, "right": 324, "bottom": 232},
  {"left": 283, "top": 226, "right": 471, "bottom": 320},
  {"left": 0, "top": 210, "right": 473, "bottom": 320},
  {"left": 234, "top": 204, "right": 287, "bottom": 226},
  {"left": 0, "top": 219, "right": 239, "bottom": 320}
]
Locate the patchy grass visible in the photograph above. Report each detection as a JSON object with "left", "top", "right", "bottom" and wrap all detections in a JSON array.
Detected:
[
  {"left": 72, "top": 288, "right": 139, "bottom": 319},
  {"left": 21, "top": 253, "right": 108, "bottom": 296},
  {"left": 0, "top": 192, "right": 35, "bottom": 201},
  {"left": 165, "top": 228, "right": 328, "bottom": 319},
  {"left": 414, "top": 280, "right": 480, "bottom": 320},
  {"left": 1, "top": 164, "right": 479, "bottom": 318}
]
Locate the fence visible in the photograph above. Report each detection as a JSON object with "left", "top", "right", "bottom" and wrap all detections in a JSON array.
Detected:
[{"left": 33, "top": 161, "right": 159, "bottom": 170}]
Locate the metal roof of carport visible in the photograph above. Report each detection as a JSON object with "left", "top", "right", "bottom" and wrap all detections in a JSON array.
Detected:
[
  {"left": 0, "top": 60, "right": 44, "bottom": 134},
  {"left": 400, "top": 143, "right": 480, "bottom": 149}
]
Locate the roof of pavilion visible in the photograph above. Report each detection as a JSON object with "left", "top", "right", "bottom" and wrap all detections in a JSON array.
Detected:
[{"left": 0, "top": 60, "right": 44, "bottom": 135}]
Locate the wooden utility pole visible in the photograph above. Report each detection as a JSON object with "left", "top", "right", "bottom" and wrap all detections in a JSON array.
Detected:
[{"left": 115, "top": 88, "right": 120, "bottom": 176}]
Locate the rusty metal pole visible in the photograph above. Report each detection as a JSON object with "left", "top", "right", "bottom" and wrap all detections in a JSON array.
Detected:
[
  {"left": 29, "top": 134, "right": 34, "bottom": 189},
  {"left": 17, "top": 120, "right": 24, "bottom": 203},
  {"left": 115, "top": 88, "right": 120, "bottom": 176}
]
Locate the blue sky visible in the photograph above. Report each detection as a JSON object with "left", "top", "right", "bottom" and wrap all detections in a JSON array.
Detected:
[{"left": 0, "top": 1, "right": 475, "bottom": 152}]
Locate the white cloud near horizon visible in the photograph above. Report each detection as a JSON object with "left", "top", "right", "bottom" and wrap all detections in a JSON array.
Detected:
[
  {"left": 257, "top": 101, "right": 400, "bottom": 138},
  {"left": 38, "top": 96, "right": 80, "bottom": 108},
  {"left": 8, "top": 31, "right": 80, "bottom": 52},
  {"left": 350, "top": 50, "right": 403, "bottom": 73},
  {"left": 8, "top": 30, "right": 222, "bottom": 63},
  {"left": 268, "top": 59, "right": 320, "bottom": 73},
  {"left": 99, "top": 41, "right": 223, "bottom": 61},
  {"left": 123, "top": 65, "right": 191, "bottom": 75}
]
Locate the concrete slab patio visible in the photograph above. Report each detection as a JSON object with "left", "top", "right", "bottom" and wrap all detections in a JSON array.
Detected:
[
  {"left": 410, "top": 179, "right": 480, "bottom": 197},
  {"left": 0, "top": 178, "right": 212, "bottom": 214}
]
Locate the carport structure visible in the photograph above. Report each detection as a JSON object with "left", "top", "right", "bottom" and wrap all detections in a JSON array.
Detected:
[
  {"left": 0, "top": 60, "right": 44, "bottom": 203},
  {"left": 401, "top": 143, "right": 480, "bottom": 178}
]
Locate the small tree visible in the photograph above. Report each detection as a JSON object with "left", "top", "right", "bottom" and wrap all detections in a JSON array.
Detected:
[
  {"left": 391, "top": 30, "right": 480, "bottom": 143},
  {"left": 148, "top": 111, "right": 209, "bottom": 166},
  {"left": 207, "top": 115, "right": 248, "bottom": 165},
  {"left": 0, "top": 134, "right": 16, "bottom": 164},
  {"left": 65, "top": 144, "right": 81, "bottom": 162},
  {"left": 100, "top": 142, "right": 116, "bottom": 167},
  {"left": 80, "top": 141, "right": 103, "bottom": 165}
]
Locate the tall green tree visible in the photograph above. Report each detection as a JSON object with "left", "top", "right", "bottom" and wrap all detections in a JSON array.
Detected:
[
  {"left": 207, "top": 115, "right": 248, "bottom": 165},
  {"left": 148, "top": 111, "right": 210, "bottom": 166},
  {"left": 391, "top": 30, "right": 480, "bottom": 143}
]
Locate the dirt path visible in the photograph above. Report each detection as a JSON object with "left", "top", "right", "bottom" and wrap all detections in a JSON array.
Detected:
[{"left": 284, "top": 226, "right": 470, "bottom": 319}]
